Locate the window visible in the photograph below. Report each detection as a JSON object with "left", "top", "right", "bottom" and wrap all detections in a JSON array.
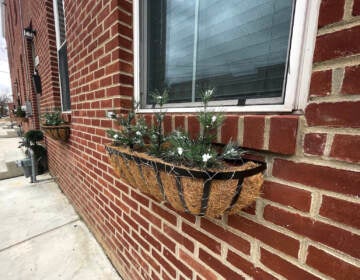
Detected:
[
  {"left": 53, "top": 0, "right": 71, "bottom": 111},
  {"left": 134, "top": 0, "right": 320, "bottom": 112}
]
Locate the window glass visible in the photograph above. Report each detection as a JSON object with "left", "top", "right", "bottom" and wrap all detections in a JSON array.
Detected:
[
  {"left": 54, "top": 0, "right": 70, "bottom": 111},
  {"left": 56, "top": 0, "right": 66, "bottom": 46},
  {"left": 58, "top": 43, "right": 70, "bottom": 110},
  {"left": 143, "top": 0, "right": 294, "bottom": 106},
  {"left": 147, "top": 0, "right": 196, "bottom": 103}
]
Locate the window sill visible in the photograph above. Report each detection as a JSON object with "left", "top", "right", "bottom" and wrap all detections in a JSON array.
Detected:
[{"left": 136, "top": 103, "right": 295, "bottom": 114}]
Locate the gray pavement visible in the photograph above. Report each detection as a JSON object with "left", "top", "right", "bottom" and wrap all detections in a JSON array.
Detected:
[
  {"left": 0, "top": 118, "right": 24, "bottom": 179},
  {"left": 0, "top": 137, "right": 25, "bottom": 179},
  {"left": 0, "top": 174, "right": 122, "bottom": 280}
]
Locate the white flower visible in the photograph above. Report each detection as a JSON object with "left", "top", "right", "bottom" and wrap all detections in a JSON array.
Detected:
[
  {"left": 211, "top": 115, "right": 217, "bottom": 124},
  {"left": 225, "top": 148, "right": 236, "bottom": 155},
  {"left": 136, "top": 131, "right": 142, "bottom": 136},
  {"left": 113, "top": 134, "right": 119, "bottom": 139},
  {"left": 202, "top": 153, "right": 212, "bottom": 162},
  {"left": 204, "top": 89, "right": 214, "bottom": 98},
  {"left": 177, "top": 147, "right": 183, "bottom": 156}
]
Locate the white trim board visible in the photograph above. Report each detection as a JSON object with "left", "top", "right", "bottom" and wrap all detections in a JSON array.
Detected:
[{"left": 133, "top": 0, "right": 320, "bottom": 114}]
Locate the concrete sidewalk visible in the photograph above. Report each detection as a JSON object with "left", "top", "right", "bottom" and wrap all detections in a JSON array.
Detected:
[
  {"left": 0, "top": 118, "right": 24, "bottom": 179},
  {"left": 0, "top": 174, "right": 122, "bottom": 280}
]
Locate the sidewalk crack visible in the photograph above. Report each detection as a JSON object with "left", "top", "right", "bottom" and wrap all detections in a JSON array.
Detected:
[{"left": 0, "top": 218, "right": 80, "bottom": 253}]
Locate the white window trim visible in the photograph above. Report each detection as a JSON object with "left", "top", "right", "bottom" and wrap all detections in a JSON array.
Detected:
[
  {"left": 134, "top": 0, "right": 320, "bottom": 113},
  {"left": 53, "top": 0, "right": 71, "bottom": 113}
]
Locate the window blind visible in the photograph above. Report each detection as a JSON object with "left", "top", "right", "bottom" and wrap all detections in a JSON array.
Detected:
[{"left": 144, "top": 0, "right": 294, "bottom": 105}]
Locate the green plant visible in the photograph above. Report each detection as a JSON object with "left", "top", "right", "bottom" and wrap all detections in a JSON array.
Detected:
[
  {"left": 107, "top": 88, "right": 247, "bottom": 170},
  {"left": 148, "top": 89, "right": 168, "bottom": 156},
  {"left": 18, "top": 129, "right": 48, "bottom": 174},
  {"left": 163, "top": 89, "right": 227, "bottom": 169},
  {"left": 42, "top": 109, "right": 64, "bottom": 126},
  {"left": 107, "top": 107, "right": 148, "bottom": 150},
  {"left": 15, "top": 106, "right": 26, "bottom": 118},
  {"left": 24, "top": 130, "right": 44, "bottom": 145}
]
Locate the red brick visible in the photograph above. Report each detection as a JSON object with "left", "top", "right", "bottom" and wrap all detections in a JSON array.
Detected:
[
  {"left": 353, "top": 0, "right": 360, "bottom": 16},
  {"left": 143, "top": 115, "right": 153, "bottom": 128},
  {"left": 130, "top": 210, "right": 150, "bottom": 230},
  {"left": 141, "top": 248, "right": 160, "bottom": 273},
  {"left": 243, "top": 116, "right": 265, "bottom": 150},
  {"left": 272, "top": 159, "right": 360, "bottom": 196},
  {"left": 122, "top": 194, "right": 138, "bottom": 211},
  {"left": 187, "top": 115, "right": 200, "bottom": 140},
  {"left": 179, "top": 249, "right": 217, "bottom": 280},
  {"left": 131, "top": 230, "right": 150, "bottom": 252},
  {"left": 163, "top": 248, "right": 193, "bottom": 279},
  {"left": 200, "top": 218, "right": 251, "bottom": 254},
  {"left": 174, "top": 115, "right": 185, "bottom": 130},
  {"left": 342, "top": 65, "right": 360, "bottom": 95},
  {"left": 320, "top": 196, "right": 360, "bottom": 229},
  {"left": 152, "top": 250, "right": 176, "bottom": 278},
  {"left": 306, "top": 246, "right": 360, "bottom": 280},
  {"left": 130, "top": 190, "right": 150, "bottom": 207},
  {"left": 309, "top": 70, "right": 332, "bottom": 97},
  {"left": 330, "top": 134, "right": 360, "bottom": 163},
  {"left": 306, "top": 101, "right": 360, "bottom": 128},
  {"left": 264, "top": 205, "right": 360, "bottom": 258},
  {"left": 227, "top": 249, "right": 277, "bottom": 280},
  {"left": 221, "top": 115, "right": 238, "bottom": 143},
  {"left": 123, "top": 213, "right": 139, "bottom": 231},
  {"left": 199, "top": 249, "right": 245, "bottom": 280},
  {"left": 123, "top": 231, "right": 139, "bottom": 251},
  {"left": 314, "top": 26, "right": 360, "bottom": 62},
  {"left": 163, "top": 115, "right": 172, "bottom": 135},
  {"left": 150, "top": 271, "right": 160, "bottom": 280},
  {"left": 268, "top": 116, "right": 298, "bottom": 155},
  {"left": 318, "top": 0, "right": 345, "bottom": 28},
  {"left": 152, "top": 204, "right": 177, "bottom": 226},
  {"left": 304, "top": 133, "right": 327, "bottom": 156},
  {"left": 109, "top": 201, "right": 122, "bottom": 217},
  {"left": 261, "top": 248, "right": 321, "bottom": 280},
  {"left": 119, "top": 0, "right": 132, "bottom": 14},
  {"left": 228, "top": 215, "right": 300, "bottom": 257},
  {"left": 151, "top": 227, "right": 176, "bottom": 252},
  {"left": 163, "top": 224, "right": 194, "bottom": 252},
  {"left": 182, "top": 222, "right": 221, "bottom": 254},
  {"left": 262, "top": 181, "right": 312, "bottom": 212},
  {"left": 242, "top": 201, "right": 256, "bottom": 215},
  {"left": 140, "top": 228, "right": 161, "bottom": 252},
  {"left": 161, "top": 271, "right": 172, "bottom": 280}
]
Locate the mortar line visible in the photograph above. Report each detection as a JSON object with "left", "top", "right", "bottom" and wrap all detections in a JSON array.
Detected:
[{"left": 0, "top": 218, "right": 80, "bottom": 253}]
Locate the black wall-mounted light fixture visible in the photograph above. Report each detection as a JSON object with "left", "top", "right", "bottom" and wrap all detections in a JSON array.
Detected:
[{"left": 23, "top": 22, "right": 36, "bottom": 40}]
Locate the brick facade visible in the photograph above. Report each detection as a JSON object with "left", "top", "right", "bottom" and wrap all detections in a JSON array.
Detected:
[{"left": 5, "top": 0, "right": 360, "bottom": 279}]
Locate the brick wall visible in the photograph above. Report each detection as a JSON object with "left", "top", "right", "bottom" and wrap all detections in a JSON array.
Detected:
[{"left": 5, "top": 0, "right": 360, "bottom": 279}]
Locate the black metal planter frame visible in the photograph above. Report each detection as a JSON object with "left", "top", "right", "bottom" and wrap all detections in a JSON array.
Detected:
[{"left": 106, "top": 145, "right": 266, "bottom": 217}]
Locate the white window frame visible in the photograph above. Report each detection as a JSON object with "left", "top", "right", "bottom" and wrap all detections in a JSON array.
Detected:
[
  {"left": 134, "top": 0, "right": 320, "bottom": 113},
  {"left": 53, "top": 0, "right": 71, "bottom": 113}
]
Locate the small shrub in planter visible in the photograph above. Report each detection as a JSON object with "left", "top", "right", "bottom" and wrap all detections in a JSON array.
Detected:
[
  {"left": 14, "top": 107, "right": 27, "bottom": 122},
  {"left": 18, "top": 129, "right": 48, "bottom": 177},
  {"left": 106, "top": 90, "right": 266, "bottom": 217},
  {"left": 41, "top": 109, "right": 70, "bottom": 141}
]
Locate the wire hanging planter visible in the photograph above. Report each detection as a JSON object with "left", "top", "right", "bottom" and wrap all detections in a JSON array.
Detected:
[
  {"left": 106, "top": 144, "right": 266, "bottom": 218},
  {"left": 105, "top": 89, "right": 267, "bottom": 218}
]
